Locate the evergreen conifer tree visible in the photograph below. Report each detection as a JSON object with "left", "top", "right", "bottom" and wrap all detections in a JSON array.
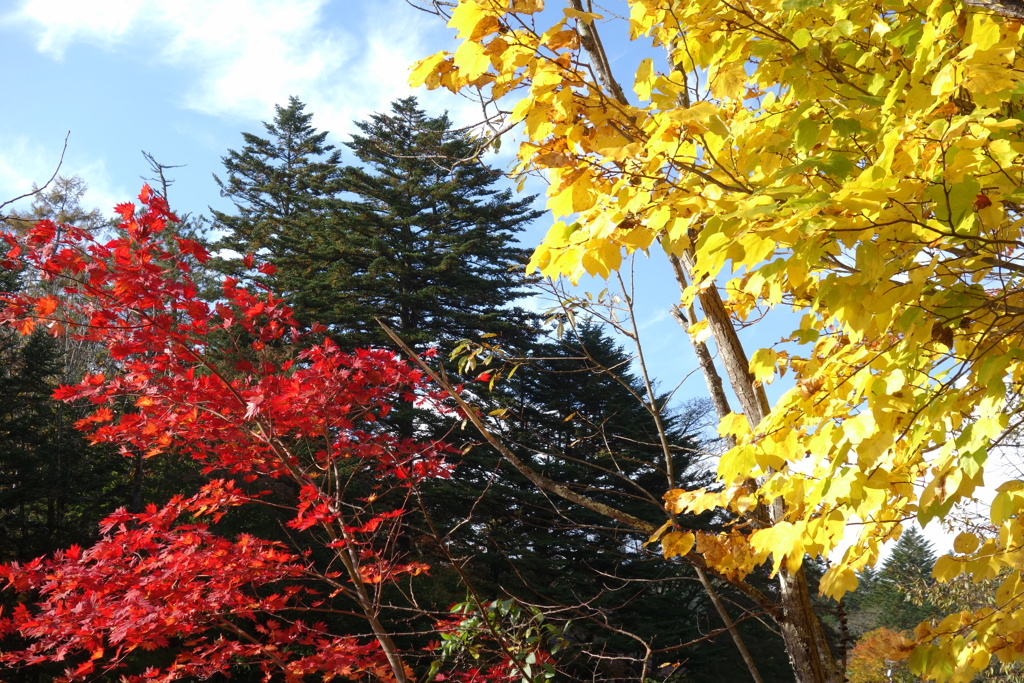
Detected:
[
  {"left": 212, "top": 97, "right": 541, "bottom": 354},
  {"left": 874, "top": 527, "right": 939, "bottom": 631},
  {"left": 210, "top": 96, "right": 344, "bottom": 307},
  {"left": 0, "top": 177, "right": 204, "bottom": 561},
  {"left": 322, "top": 97, "right": 542, "bottom": 351},
  {"left": 420, "top": 324, "right": 792, "bottom": 681},
  {"left": 848, "top": 527, "right": 939, "bottom": 635}
]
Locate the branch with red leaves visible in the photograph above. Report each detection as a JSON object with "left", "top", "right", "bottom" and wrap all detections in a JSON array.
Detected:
[{"left": 0, "top": 187, "right": 455, "bottom": 683}]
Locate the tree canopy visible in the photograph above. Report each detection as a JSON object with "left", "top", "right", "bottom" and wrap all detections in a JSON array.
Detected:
[
  {"left": 0, "top": 189, "right": 459, "bottom": 683},
  {"left": 211, "top": 96, "right": 345, "bottom": 301},
  {"left": 0, "top": 182, "right": 743, "bottom": 683},
  {"left": 412, "top": 0, "right": 1024, "bottom": 679},
  {"left": 213, "top": 96, "right": 542, "bottom": 353},
  {"left": 328, "top": 97, "right": 542, "bottom": 351}
]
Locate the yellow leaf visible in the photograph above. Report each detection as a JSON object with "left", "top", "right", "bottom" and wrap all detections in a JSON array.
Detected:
[
  {"left": 966, "top": 14, "right": 1001, "bottom": 51},
  {"left": 665, "top": 488, "right": 725, "bottom": 515},
  {"left": 749, "top": 348, "right": 778, "bottom": 384},
  {"left": 448, "top": 2, "right": 491, "bottom": 40},
  {"left": 719, "top": 444, "right": 758, "bottom": 485},
  {"left": 932, "top": 555, "right": 964, "bottom": 583},
  {"left": 952, "top": 532, "right": 980, "bottom": 555},
  {"left": 452, "top": 40, "right": 493, "bottom": 81},
  {"left": 644, "top": 519, "right": 672, "bottom": 547},
  {"left": 718, "top": 411, "right": 750, "bottom": 438},
  {"left": 563, "top": 7, "right": 600, "bottom": 22},
  {"left": 635, "top": 58, "right": 654, "bottom": 101},
  {"left": 990, "top": 483, "right": 1024, "bottom": 525},
  {"left": 513, "top": 0, "right": 544, "bottom": 13},
  {"left": 708, "top": 61, "right": 746, "bottom": 100},
  {"left": 661, "top": 531, "right": 695, "bottom": 558},
  {"left": 409, "top": 52, "right": 450, "bottom": 89},
  {"left": 930, "top": 61, "right": 960, "bottom": 98},
  {"left": 581, "top": 238, "right": 622, "bottom": 278},
  {"left": 965, "top": 62, "right": 1017, "bottom": 96},
  {"left": 819, "top": 566, "right": 858, "bottom": 601},
  {"left": 689, "top": 318, "right": 711, "bottom": 344},
  {"left": 547, "top": 171, "right": 595, "bottom": 217},
  {"left": 750, "top": 522, "right": 804, "bottom": 576},
  {"left": 544, "top": 29, "right": 579, "bottom": 51}
]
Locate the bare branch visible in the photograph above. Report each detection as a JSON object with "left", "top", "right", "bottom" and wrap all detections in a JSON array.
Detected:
[
  {"left": 962, "top": 0, "right": 1024, "bottom": 17},
  {"left": 0, "top": 132, "right": 70, "bottom": 216}
]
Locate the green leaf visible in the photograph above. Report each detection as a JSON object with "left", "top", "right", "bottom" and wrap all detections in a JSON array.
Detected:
[
  {"left": 832, "top": 118, "right": 862, "bottom": 136},
  {"left": 782, "top": 0, "right": 821, "bottom": 11},
  {"left": 794, "top": 118, "right": 820, "bottom": 152}
]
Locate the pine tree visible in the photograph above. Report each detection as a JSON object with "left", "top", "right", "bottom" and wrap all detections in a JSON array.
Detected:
[
  {"left": 211, "top": 96, "right": 344, "bottom": 305},
  {"left": 313, "top": 97, "right": 542, "bottom": 351}
]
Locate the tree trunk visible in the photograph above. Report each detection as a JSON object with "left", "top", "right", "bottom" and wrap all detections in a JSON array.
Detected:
[
  {"left": 777, "top": 567, "right": 842, "bottom": 682},
  {"left": 497, "top": 3, "right": 844, "bottom": 676},
  {"left": 670, "top": 253, "right": 842, "bottom": 682}
]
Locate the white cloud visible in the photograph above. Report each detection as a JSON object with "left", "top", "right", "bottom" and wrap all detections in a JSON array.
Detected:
[
  {"left": 10, "top": 0, "right": 143, "bottom": 56},
  {"left": 0, "top": 134, "right": 129, "bottom": 218},
  {"left": 0, "top": 135, "right": 54, "bottom": 208},
  {"left": 158, "top": 0, "right": 355, "bottom": 121},
  {"left": 301, "top": 3, "right": 485, "bottom": 141},
  {"left": 9, "top": 0, "right": 459, "bottom": 135},
  {"left": 65, "top": 159, "right": 128, "bottom": 218}
]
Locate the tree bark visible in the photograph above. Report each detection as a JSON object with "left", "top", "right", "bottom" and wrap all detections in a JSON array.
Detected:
[
  {"left": 963, "top": 0, "right": 1024, "bottom": 18},
  {"left": 695, "top": 565, "right": 766, "bottom": 683},
  {"left": 669, "top": 254, "right": 841, "bottom": 682}
]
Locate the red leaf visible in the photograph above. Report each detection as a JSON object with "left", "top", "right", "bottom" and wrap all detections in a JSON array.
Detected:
[
  {"left": 0, "top": 187, "right": 458, "bottom": 683},
  {"left": 113, "top": 202, "right": 135, "bottom": 220},
  {"left": 33, "top": 296, "right": 59, "bottom": 316}
]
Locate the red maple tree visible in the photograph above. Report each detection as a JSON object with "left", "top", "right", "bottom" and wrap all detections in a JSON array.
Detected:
[{"left": 0, "top": 187, "right": 456, "bottom": 682}]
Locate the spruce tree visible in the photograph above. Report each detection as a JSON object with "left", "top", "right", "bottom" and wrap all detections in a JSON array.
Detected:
[
  {"left": 211, "top": 96, "right": 344, "bottom": 305},
  {"left": 874, "top": 527, "right": 939, "bottom": 631},
  {"left": 848, "top": 527, "right": 940, "bottom": 634},
  {"left": 212, "top": 97, "right": 541, "bottom": 354},
  {"left": 311, "top": 97, "right": 542, "bottom": 351}
]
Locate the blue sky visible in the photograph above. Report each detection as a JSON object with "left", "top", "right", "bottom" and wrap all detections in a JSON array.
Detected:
[
  {"left": 0, "top": 0, "right": 713, "bottom": 404},
  {"left": 0, "top": 0, "right": 792, "bottom": 420},
  {"left": 0, "top": 0, "right": 465, "bottom": 215}
]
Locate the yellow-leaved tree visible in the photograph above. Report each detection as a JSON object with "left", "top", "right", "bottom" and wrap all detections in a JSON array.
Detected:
[{"left": 411, "top": 0, "right": 1024, "bottom": 680}]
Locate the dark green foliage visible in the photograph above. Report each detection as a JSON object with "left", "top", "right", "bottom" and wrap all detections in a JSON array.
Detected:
[
  {"left": 875, "top": 527, "right": 939, "bottom": 631},
  {"left": 211, "top": 96, "right": 344, "bottom": 300},
  {"left": 0, "top": 270, "right": 125, "bottom": 563},
  {"left": 0, "top": 177, "right": 206, "bottom": 564},
  {"left": 0, "top": 182, "right": 123, "bottom": 563},
  {"left": 419, "top": 323, "right": 791, "bottom": 681},
  {"left": 848, "top": 526, "right": 940, "bottom": 635},
  {"left": 211, "top": 96, "right": 542, "bottom": 353},
  {"left": 324, "top": 97, "right": 542, "bottom": 351}
]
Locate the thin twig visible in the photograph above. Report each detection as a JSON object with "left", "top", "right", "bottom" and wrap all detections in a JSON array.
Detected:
[{"left": 0, "top": 132, "right": 70, "bottom": 215}]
